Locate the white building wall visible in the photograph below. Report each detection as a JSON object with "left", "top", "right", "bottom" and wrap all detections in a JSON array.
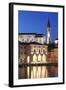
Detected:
[
  {"left": 18, "top": 35, "right": 35, "bottom": 42},
  {"left": 18, "top": 34, "right": 46, "bottom": 44},
  {"left": 36, "top": 36, "right": 46, "bottom": 44}
]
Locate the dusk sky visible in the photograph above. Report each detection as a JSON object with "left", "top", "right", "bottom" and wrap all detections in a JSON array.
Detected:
[{"left": 18, "top": 10, "right": 58, "bottom": 41}]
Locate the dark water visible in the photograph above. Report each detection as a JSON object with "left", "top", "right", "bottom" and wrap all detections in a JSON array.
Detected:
[{"left": 19, "top": 65, "right": 58, "bottom": 79}]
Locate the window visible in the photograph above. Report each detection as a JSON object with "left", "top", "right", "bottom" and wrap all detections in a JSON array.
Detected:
[
  {"left": 42, "top": 54, "right": 46, "bottom": 63},
  {"left": 33, "top": 54, "right": 37, "bottom": 62},
  {"left": 43, "top": 49, "right": 45, "bottom": 53},
  {"left": 22, "top": 39, "right": 24, "bottom": 41},
  {"left": 31, "top": 39, "right": 33, "bottom": 42},
  {"left": 38, "top": 54, "right": 41, "bottom": 61},
  {"left": 34, "top": 49, "right": 36, "bottom": 53},
  {"left": 39, "top": 46, "right": 40, "bottom": 48},
  {"left": 27, "top": 38, "right": 29, "bottom": 42},
  {"left": 27, "top": 56, "right": 30, "bottom": 63}
]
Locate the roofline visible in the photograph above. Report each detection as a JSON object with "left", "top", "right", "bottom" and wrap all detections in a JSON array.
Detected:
[
  {"left": 18, "top": 33, "right": 45, "bottom": 36},
  {"left": 19, "top": 33, "right": 36, "bottom": 35}
]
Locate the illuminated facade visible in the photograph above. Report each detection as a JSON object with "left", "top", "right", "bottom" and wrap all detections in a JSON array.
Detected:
[
  {"left": 18, "top": 42, "right": 48, "bottom": 78},
  {"left": 18, "top": 20, "right": 58, "bottom": 79},
  {"left": 19, "top": 42, "right": 48, "bottom": 64}
]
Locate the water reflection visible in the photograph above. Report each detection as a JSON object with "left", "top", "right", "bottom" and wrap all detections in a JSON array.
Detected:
[
  {"left": 30, "top": 66, "right": 48, "bottom": 78},
  {"left": 19, "top": 65, "right": 58, "bottom": 79}
]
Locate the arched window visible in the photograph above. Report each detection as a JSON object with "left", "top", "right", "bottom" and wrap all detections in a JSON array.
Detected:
[
  {"left": 38, "top": 54, "right": 41, "bottom": 62},
  {"left": 27, "top": 38, "right": 29, "bottom": 42},
  {"left": 43, "top": 49, "right": 45, "bottom": 53},
  {"left": 42, "top": 54, "right": 46, "bottom": 63},
  {"left": 33, "top": 54, "right": 37, "bottom": 62},
  {"left": 22, "top": 39, "right": 24, "bottom": 41},
  {"left": 39, "top": 49, "right": 40, "bottom": 53},
  {"left": 34, "top": 49, "right": 36, "bottom": 53},
  {"left": 27, "top": 56, "right": 30, "bottom": 63}
]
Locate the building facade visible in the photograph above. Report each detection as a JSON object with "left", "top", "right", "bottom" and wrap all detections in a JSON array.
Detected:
[
  {"left": 18, "top": 42, "right": 48, "bottom": 79},
  {"left": 47, "top": 43, "right": 58, "bottom": 77},
  {"left": 18, "top": 33, "right": 46, "bottom": 44},
  {"left": 18, "top": 19, "right": 58, "bottom": 79}
]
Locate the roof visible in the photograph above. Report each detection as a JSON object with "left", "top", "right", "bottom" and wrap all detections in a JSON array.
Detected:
[
  {"left": 19, "top": 33, "right": 45, "bottom": 36},
  {"left": 19, "top": 33, "right": 36, "bottom": 35},
  {"left": 35, "top": 34, "right": 45, "bottom": 37}
]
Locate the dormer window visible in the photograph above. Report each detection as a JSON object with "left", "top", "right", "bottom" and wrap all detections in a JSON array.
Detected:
[
  {"left": 22, "top": 39, "right": 24, "bottom": 41},
  {"left": 27, "top": 38, "right": 29, "bottom": 42}
]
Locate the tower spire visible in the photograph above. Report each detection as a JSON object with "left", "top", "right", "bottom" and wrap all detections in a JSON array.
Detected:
[
  {"left": 47, "top": 19, "right": 50, "bottom": 27},
  {"left": 47, "top": 19, "right": 51, "bottom": 44}
]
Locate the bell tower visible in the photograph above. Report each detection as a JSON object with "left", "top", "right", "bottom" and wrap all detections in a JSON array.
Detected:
[{"left": 47, "top": 19, "right": 51, "bottom": 44}]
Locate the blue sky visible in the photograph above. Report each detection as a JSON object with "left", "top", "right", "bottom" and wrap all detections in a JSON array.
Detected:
[{"left": 18, "top": 10, "right": 58, "bottom": 41}]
